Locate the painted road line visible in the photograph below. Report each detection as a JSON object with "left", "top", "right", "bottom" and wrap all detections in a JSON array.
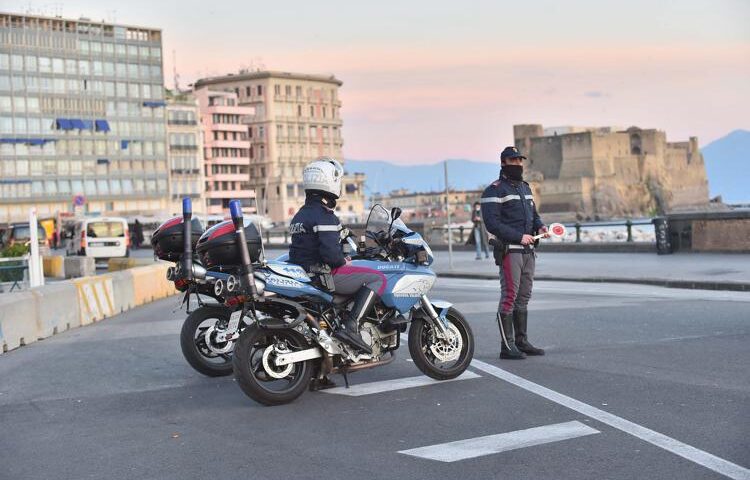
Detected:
[
  {"left": 399, "top": 420, "right": 599, "bottom": 462},
  {"left": 471, "top": 359, "right": 750, "bottom": 480},
  {"left": 321, "top": 371, "right": 480, "bottom": 397}
]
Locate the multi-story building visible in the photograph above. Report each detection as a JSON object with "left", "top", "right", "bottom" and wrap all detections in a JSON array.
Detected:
[
  {"left": 166, "top": 90, "right": 204, "bottom": 215},
  {"left": 193, "top": 87, "right": 255, "bottom": 216},
  {"left": 0, "top": 12, "right": 169, "bottom": 223},
  {"left": 514, "top": 124, "right": 710, "bottom": 220},
  {"left": 193, "top": 71, "right": 363, "bottom": 223}
]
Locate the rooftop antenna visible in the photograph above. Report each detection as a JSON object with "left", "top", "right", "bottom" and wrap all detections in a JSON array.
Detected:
[{"left": 173, "top": 49, "right": 181, "bottom": 92}]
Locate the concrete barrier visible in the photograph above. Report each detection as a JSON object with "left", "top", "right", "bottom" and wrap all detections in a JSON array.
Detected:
[
  {"left": 107, "top": 257, "right": 154, "bottom": 272},
  {"left": 0, "top": 292, "right": 38, "bottom": 352},
  {"left": 0, "top": 260, "right": 180, "bottom": 355},
  {"left": 65, "top": 256, "right": 96, "bottom": 278},
  {"left": 72, "top": 275, "right": 116, "bottom": 325},
  {"left": 130, "top": 263, "right": 176, "bottom": 305},
  {"left": 107, "top": 270, "right": 136, "bottom": 313},
  {"left": 42, "top": 256, "right": 66, "bottom": 279},
  {"left": 31, "top": 282, "right": 81, "bottom": 336}
]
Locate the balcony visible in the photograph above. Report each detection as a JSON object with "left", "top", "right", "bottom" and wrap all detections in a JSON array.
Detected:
[
  {"left": 169, "top": 145, "right": 199, "bottom": 151},
  {"left": 167, "top": 120, "right": 198, "bottom": 126},
  {"left": 205, "top": 189, "right": 254, "bottom": 199}
]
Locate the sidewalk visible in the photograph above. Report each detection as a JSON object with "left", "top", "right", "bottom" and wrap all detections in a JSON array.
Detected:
[{"left": 431, "top": 250, "right": 750, "bottom": 291}]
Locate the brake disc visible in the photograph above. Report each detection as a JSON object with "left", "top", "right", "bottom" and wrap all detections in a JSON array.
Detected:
[
  {"left": 429, "top": 322, "right": 463, "bottom": 362},
  {"left": 203, "top": 325, "right": 234, "bottom": 355},
  {"left": 261, "top": 344, "right": 294, "bottom": 379}
]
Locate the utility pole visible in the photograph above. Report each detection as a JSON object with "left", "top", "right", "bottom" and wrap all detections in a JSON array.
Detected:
[{"left": 444, "top": 160, "right": 453, "bottom": 269}]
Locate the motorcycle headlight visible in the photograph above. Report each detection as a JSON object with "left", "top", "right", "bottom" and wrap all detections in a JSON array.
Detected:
[{"left": 214, "top": 279, "right": 224, "bottom": 297}]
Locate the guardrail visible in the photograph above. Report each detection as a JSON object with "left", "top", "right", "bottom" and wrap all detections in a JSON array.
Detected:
[{"left": 252, "top": 219, "right": 657, "bottom": 246}]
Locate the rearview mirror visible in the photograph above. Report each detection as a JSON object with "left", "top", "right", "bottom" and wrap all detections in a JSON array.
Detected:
[{"left": 391, "top": 207, "right": 402, "bottom": 220}]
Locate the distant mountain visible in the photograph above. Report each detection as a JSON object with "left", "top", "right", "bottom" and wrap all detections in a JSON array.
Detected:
[
  {"left": 344, "top": 159, "right": 500, "bottom": 196},
  {"left": 702, "top": 130, "right": 750, "bottom": 204}
]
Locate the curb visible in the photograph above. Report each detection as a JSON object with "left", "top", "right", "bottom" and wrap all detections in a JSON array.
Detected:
[{"left": 436, "top": 272, "right": 750, "bottom": 292}]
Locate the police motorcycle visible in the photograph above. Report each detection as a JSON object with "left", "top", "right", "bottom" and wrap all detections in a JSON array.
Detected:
[
  {"left": 151, "top": 198, "right": 248, "bottom": 377},
  {"left": 228, "top": 200, "right": 475, "bottom": 406}
]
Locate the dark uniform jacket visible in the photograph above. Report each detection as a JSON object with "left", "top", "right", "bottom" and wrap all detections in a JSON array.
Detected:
[
  {"left": 288, "top": 195, "right": 345, "bottom": 271},
  {"left": 480, "top": 173, "right": 544, "bottom": 244}
]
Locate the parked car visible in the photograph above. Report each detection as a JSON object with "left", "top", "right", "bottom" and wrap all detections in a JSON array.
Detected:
[
  {"left": 65, "top": 217, "right": 130, "bottom": 259},
  {"left": 0, "top": 223, "right": 51, "bottom": 255}
]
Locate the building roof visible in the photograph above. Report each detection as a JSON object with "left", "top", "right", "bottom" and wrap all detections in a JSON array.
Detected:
[
  {"left": 194, "top": 70, "right": 343, "bottom": 87},
  {"left": 0, "top": 11, "right": 161, "bottom": 32}
]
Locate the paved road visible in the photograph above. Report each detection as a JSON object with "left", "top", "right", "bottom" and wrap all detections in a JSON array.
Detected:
[{"left": 1, "top": 277, "right": 748, "bottom": 480}]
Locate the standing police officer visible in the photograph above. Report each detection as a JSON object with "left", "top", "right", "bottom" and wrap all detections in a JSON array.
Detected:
[{"left": 481, "top": 146, "right": 547, "bottom": 359}]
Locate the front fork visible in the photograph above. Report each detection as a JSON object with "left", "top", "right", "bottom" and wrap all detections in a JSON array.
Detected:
[{"left": 419, "top": 295, "right": 451, "bottom": 338}]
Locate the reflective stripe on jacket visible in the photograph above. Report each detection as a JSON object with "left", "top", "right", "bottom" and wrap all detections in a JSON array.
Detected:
[
  {"left": 480, "top": 174, "right": 544, "bottom": 244},
  {"left": 288, "top": 195, "right": 345, "bottom": 270}
]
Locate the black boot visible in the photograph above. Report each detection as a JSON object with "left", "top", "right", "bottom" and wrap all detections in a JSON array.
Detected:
[
  {"left": 514, "top": 309, "right": 545, "bottom": 356},
  {"left": 333, "top": 286, "right": 375, "bottom": 354},
  {"left": 498, "top": 312, "right": 525, "bottom": 360}
]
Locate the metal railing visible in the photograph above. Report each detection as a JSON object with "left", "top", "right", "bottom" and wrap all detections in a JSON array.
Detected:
[{"left": 0, "top": 255, "right": 29, "bottom": 293}]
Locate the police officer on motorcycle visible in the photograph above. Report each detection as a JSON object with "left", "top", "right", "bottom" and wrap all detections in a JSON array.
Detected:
[
  {"left": 481, "top": 146, "right": 548, "bottom": 360},
  {"left": 288, "top": 157, "right": 386, "bottom": 356}
]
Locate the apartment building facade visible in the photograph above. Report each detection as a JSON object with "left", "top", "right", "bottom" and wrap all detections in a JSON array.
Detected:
[
  {"left": 193, "top": 87, "right": 255, "bottom": 216},
  {"left": 193, "top": 71, "right": 364, "bottom": 223},
  {"left": 166, "top": 90, "right": 204, "bottom": 215},
  {"left": 0, "top": 12, "right": 169, "bottom": 223}
]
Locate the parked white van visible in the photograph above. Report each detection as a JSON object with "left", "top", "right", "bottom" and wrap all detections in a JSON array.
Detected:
[{"left": 66, "top": 217, "right": 130, "bottom": 259}]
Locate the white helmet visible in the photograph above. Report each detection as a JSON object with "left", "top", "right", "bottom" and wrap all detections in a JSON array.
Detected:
[{"left": 302, "top": 157, "right": 344, "bottom": 198}]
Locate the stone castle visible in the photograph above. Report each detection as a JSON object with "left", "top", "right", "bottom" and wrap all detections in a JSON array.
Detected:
[{"left": 514, "top": 124, "right": 710, "bottom": 220}]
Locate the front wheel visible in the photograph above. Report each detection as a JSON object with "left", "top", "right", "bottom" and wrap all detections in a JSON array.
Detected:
[
  {"left": 232, "top": 325, "right": 312, "bottom": 406},
  {"left": 180, "top": 305, "right": 234, "bottom": 377},
  {"left": 409, "top": 307, "right": 474, "bottom": 380}
]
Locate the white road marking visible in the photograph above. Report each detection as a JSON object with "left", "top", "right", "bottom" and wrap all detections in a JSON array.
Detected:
[
  {"left": 399, "top": 420, "right": 599, "bottom": 462},
  {"left": 321, "top": 371, "right": 480, "bottom": 397},
  {"left": 471, "top": 359, "right": 750, "bottom": 480}
]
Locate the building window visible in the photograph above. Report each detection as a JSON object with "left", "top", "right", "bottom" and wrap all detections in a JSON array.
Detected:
[
  {"left": 246, "top": 86, "right": 251, "bottom": 97},
  {"left": 310, "top": 105, "right": 314, "bottom": 117},
  {"left": 285, "top": 85, "right": 291, "bottom": 96},
  {"left": 295, "top": 86, "right": 302, "bottom": 97},
  {"left": 274, "top": 85, "right": 281, "bottom": 95},
  {"left": 257, "top": 85, "right": 262, "bottom": 96}
]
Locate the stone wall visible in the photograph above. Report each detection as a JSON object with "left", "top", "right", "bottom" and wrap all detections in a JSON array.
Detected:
[{"left": 515, "top": 124, "right": 710, "bottom": 220}]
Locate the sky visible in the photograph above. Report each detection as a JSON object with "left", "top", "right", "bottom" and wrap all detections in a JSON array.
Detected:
[{"left": 6, "top": 0, "right": 750, "bottom": 164}]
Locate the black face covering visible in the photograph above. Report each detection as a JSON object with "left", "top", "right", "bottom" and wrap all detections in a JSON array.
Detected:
[{"left": 502, "top": 165, "right": 523, "bottom": 181}]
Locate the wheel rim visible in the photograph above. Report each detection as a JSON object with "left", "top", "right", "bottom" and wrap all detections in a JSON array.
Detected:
[
  {"left": 419, "top": 314, "right": 470, "bottom": 371},
  {"left": 194, "top": 317, "right": 233, "bottom": 366},
  {"left": 243, "top": 331, "right": 307, "bottom": 394}
]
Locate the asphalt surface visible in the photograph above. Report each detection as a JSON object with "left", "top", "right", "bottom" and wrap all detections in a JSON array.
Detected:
[{"left": 1, "top": 278, "right": 749, "bottom": 480}]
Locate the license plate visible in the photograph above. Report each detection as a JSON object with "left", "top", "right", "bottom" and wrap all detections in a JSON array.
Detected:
[{"left": 227, "top": 310, "right": 242, "bottom": 333}]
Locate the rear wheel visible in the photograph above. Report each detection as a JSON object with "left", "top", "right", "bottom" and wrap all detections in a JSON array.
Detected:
[
  {"left": 180, "top": 305, "right": 234, "bottom": 377},
  {"left": 409, "top": 307, "right": 474, "bottom": 380},
  {"left": 232, "top": 325, "right": 312, "bottom": 406}
]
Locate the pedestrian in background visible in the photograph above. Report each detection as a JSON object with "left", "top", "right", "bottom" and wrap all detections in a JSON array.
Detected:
[
  {"left": 132, "top": 219, "right": 144, "bottom": 249},
  {"left": 481, "top": 146, "right": 548, "bottom": 360},
  {"left": 469, "top": 201, "right": 490, "bottom": 260}
]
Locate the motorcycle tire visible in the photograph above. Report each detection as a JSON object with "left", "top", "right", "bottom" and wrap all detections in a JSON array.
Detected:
[
  {"left": 409, "top": 307, "right": 474, "bottom": 381},
  {"left": 232, "top": 325, "right": 312, "bottom": 406},
  {"left": 180, "top": 305, "right": 234, "bottom": 377}
]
